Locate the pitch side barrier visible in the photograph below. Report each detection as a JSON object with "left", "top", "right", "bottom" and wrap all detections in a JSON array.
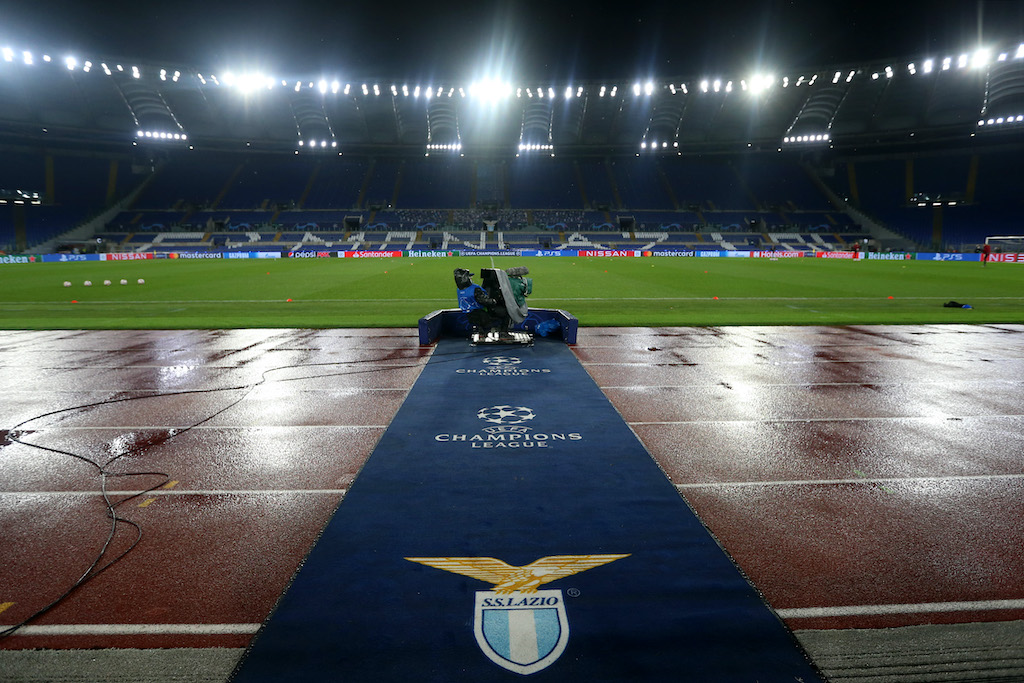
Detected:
[{"left": 14, "top": 250, "right": 1024, "bottom": 263}]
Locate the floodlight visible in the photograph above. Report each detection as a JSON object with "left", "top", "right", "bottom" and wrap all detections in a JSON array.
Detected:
[
  {"left": 957, "top": 53, "right": 968, "bottom": 68},
  {"left": 344, "top": 83, "right": 351, "bottom": 95},
  {"left": 321, "top": 140, "right": 327, "bottom": 147},
  {"left": 294, "top": 81, "right": 301, "bottom": 92},
  {"left": 373, "top": 84, "right": 380, "bottom": 96},
  {"left": 923, "top": 59, "right": 933, "bottom": 73},
  {"left": 700, "top": 80, "right": 709, "bottom": 93},
  {"left": 319, "top": 79, "right": 327, "bottom": 93},
  {"left": 644, "top": 81, "right": 654, "bottom": 95},
  {"left": 725, "top": 81, "right": 733, "bottom": 92},
  {"left": 43, "top": 55, "right": 53, "bottom": 63},
  {"left": 547, "top": 87, "right": 554, "bottom": 98},
  {"left": 565, "top": 86, "right": 573, "bottom": 99},
  {"left": 332, "top": 141, "right": 337, "bottom": 147},
  {"left": 414, "top": 85, "right": 420, "bottom": 97},
  {"left": 362, "top": 83, "right": 369, "bottom": 95},
  {"left": 972, "top": 48, "right": 991, "bottom": 68},
  {"left": 713, "top": 79, "right": 721, "bottom": 92},
  {"left": 1017, "top": 44, "right": 1024, "bottom": 58},
  {"left": 609, "top": 86, "right": 617, "bottom": 96},
  {"left": 391, "top": 84, "right": 398, "bottom": 96},
  {"left": 65, "top": 56, "right": 77, "bottom": 70},
  {"left": 22, "top": 51, "right": 32, "bottom": 65},
  {"left": 299, "top": 139, "right": 304, "bottom": 146}
]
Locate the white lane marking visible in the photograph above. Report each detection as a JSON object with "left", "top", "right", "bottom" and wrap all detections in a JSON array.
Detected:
[
  {"left": 6, "top": 425, "right": 389, "bottom": 430},
  {"left": 631, "top": 415, "right": 1024, "bottom": 425},
  {"left": 581, "top": 357, "right": 1024, "bottom": 365},
  {"left": 2, "top": 387, "right": 413, "bottom": 393},
  {"left": 598, "top": 380, "right": 1024, "bottom": 389},
  {"left": 776, "top": 599, "right": 1024, "bottom": 619},
  {"left": 0, "top": 489, "right": 348, "bottom": 496},
  {"left": 0, "top": 623, "right": 261, "bottom": 636},
  {"left": 675, "top": 474, "right": 1024, "bottom": 489}
]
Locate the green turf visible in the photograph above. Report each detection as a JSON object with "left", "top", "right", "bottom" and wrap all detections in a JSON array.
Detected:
[{"left": 0, "top": 256, "right": 1021, "bottom": 329}]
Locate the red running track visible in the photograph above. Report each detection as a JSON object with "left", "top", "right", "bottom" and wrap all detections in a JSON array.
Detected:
[{"left": 1, "top": 325, "right": 1023, "bottom": 650}]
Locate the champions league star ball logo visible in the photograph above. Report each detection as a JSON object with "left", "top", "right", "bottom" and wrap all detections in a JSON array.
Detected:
[
  {"left": 406, "top": 554, "right": 630, "bottom": 675},
  {"left": 477, "top": 405, "right": 536, "bottom": 426},
  {"left": 482, "top": 355, "right": 522, "bottom": 367},
  {"left": 435, "top": 405, "right": 581, "bottom": 448}
]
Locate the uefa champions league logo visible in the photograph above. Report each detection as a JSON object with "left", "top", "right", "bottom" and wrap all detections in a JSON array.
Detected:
[
  {"left": 482, "top": 355, "right": 522, "bottom": 367},
  {"left": 435, "top": 405, "right": 581, "bottom": 448},
  {"left": 477, "top": 405, "right": 536, "bottom": 426},
  {"left": 456, "top": 355, "right": 551, "bottom": 376}
]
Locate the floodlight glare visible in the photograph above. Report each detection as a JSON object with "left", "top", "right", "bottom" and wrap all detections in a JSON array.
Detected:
[
  {"left": 65, "top": 56, "right": 77, "bottom": 70},
  {"left": 972, "top": 48, "right": 991, "bottom": 68}
]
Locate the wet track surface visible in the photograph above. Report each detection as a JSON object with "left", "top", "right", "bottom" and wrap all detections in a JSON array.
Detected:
[{"left": 1, "top": 324, "right": 1023, "bottom": 655}]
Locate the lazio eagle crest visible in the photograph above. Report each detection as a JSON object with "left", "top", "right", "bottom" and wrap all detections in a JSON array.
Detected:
[{"left": 406, "top": 554, "right": 629, "bottom": 675}]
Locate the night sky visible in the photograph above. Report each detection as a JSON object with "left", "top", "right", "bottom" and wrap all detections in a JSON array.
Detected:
[{"left": 1, "top": 0, "right": 1022, "bottom": 82}]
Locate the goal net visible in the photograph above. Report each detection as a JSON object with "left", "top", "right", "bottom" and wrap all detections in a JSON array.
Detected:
[{"left": 984, "top": 236, "right": 1024, "bottom": 252}]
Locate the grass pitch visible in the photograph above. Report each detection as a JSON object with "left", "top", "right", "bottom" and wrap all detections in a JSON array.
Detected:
[{"left": 1, "top": 256, "right": 1021, "bottom": 329}]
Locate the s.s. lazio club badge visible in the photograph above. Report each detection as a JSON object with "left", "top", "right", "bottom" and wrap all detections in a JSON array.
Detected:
[{"left": 406, "top": 554, "right": 629, "bottom": 675}]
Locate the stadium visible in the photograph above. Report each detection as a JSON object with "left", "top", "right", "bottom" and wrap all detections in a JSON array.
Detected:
[{"left": 2, "top": 1, "right": 1024, "bottom": 681}]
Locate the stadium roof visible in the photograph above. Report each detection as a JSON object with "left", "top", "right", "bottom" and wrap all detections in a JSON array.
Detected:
[{"left": 1, "top": 1, "right": 1023, "bottom": 156}]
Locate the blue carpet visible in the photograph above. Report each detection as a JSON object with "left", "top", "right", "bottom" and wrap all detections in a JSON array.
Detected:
[{"left": 231, "top": 338, "right": 824, "bottom": 682}]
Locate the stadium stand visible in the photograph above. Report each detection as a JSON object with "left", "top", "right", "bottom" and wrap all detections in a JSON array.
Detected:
[{"left": 3, "top": 39, "right": 1024, "bottom": 254}]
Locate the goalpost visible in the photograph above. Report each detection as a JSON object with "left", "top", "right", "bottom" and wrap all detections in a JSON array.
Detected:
[{"left": 984, "top": 236, "right": 1024, "bottom": 252}]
